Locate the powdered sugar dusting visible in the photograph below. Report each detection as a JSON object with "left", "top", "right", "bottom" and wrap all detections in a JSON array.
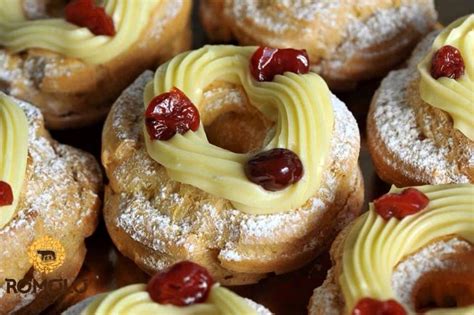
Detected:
[
  {"left": 229, "top": 1, "right": 340, "bottom": 33},
  {"left": 0, "top": 98, "right": 101, "bottom": 310},
  {"left": 22, "top": 0, "right": 48, "bottom": 19},
  {"left": 144, "top": 0, "right": 184, "bottom": 46},
  {"left": 106, "top": 71, "right": 360, "bottom": 272},
  {"left": 244, "top": 298, "right": 273, "bottom": 315},
  {"left": 225, "top": 0, "right": 435, "bottom": 63},
  {"left": 309, "top": 267, "right": 341, "bottom": 315},
  {"left": 331, "top": 3, "right": 435, "bottom": 62},
  {"left": 392, "top": 238, "right": 472, "bottom": 310},
  {"left": 372, "top": 32, "right": 470, "bottom": 184},
  {"left": 309, "top": 238, "right": 473, "bottom": 315},
  {"left": 202, "top": 87, "right": 245, "bottom": 113}
]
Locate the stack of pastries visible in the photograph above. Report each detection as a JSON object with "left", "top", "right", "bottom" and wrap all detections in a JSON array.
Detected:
[{"left": 0, "top": 1, "right": 472, "bottom": 314}]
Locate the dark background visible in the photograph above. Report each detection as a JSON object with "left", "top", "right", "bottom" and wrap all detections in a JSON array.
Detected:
[{"left": 435, "top": 0, "right": 474, "bottom": 24}]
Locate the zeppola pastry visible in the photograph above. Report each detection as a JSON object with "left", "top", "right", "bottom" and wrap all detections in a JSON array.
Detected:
[
  {"left": 309, "top": 184, "right": 474, "bottom": 315},
  {"left": 200, "top": 0, "right": 437, "bottom": 89},
  {"left": 368, "top": 15, "right": 473, "bottom": 186},
  {"left": 63, "top": 261, "right": 271, "bottom": 315},
  {"left": 102, "top": 45, "right": 363, "bottom": 285},
  {"left": 0, "top": 93, "right": 102, "bottom": 313},
  {"left": 0, "top": 0, "right": 191, "bottom": 129}
]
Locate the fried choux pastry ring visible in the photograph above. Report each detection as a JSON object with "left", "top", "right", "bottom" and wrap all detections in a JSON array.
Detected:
[
  {"left": 0, "top": 0, "right": 191, "bottom": 129},
  {"left": 102, "top": 45, "right": 363, "bottom": 285},
  {"left": 309, "top": 184, "right": 474, "bottom": 315},
  {"left": 368, "top": 15, "right": 473, "bottom": 185},
  {"left": 0, "top": 93, "right": 102, "bottom": 313},
  {"left": 143, "top": 46, "right": 334, "bottom": 214},
  {"left": 200, "top": 0, "right": 437, "bottom": 90}
]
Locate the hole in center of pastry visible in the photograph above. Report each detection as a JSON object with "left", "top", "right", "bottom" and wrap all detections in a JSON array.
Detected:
[
  {"left": 412, "top": 249, "right": 474, "bottom": 312},
  {"left": 200, "top": 82, "right": 274, "bottom": 154},
  {"left": 23, "top": 0, "right": 70, "bottom": 20}
]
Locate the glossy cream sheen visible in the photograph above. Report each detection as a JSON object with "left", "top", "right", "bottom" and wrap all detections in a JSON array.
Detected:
[
  {"left": 81, "top": 284, "right": 257, "bottom": 315},
  {"left": 144, "top": 45, "right": 334, "bottom": 214},
  {"left": 418, "top": 15, "right": 474, "bottom": 140},
  {"left": 0, "top": 94, "right": 28, "bottom": 229},
  {"left": 0, "top": 0, "right": 160, "bottom": 64},
  {"left": 339, "top": 184, "right": 474, "bottom": 314}
]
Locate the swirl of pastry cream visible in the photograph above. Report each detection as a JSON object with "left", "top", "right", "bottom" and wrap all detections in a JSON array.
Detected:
[
  {"left": 81, "top": 284, "right": 258, "bottom": 315},
  {"left": 418, "top": 15, "right": 474, "bottom": 140},
  {"left": 0, "top": 0, "right": 160, "bottom": 64},
  {"left": 144, "top": 45, "right": 334, "bottom": 214},
  {"left": 339, "top": 184, "right": 474, "bottom": 314},
  {"left": 0, "top": 93, "right": 28, "bottom": 228}
]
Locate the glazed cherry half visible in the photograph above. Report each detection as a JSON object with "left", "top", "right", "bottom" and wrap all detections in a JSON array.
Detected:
[
  {"left": 250, "top": 47, "right": 310, "bottom": 81},
  {"left": 145, "top": 87, "right": 200, "bottom": 141},
  {"left": 0, "top": 181, "right": 13, "bottom": 207},
  {"left": 374, "top": 188, "right": 429, "bottom": 220},
  {"left": 352, "top": 298, "right": 407, "bottom": 315},
  {"left": 245, "top": 148, "right": 303, "bottom": 191},
  {"left": 65, "top": 0, "right": 116, "bottom": 36},
  {"left": 430, "top": 45, "right": 465, "bottom": 79},
  {"left": 146, "top": 261, "right": 214, "bottom": 306}
]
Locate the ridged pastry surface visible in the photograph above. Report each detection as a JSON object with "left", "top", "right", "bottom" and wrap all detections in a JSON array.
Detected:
[
  {"left": 200, "top": 0, "right": 437, "bottom": 89},
  {"left": 309, "top": 184, "right": 474, "bottom": 315},
  {"left": 0, "top": 0, "right": 191, "bottom": 129},
  {"left": 368, "top": 31, "right": 473, "bottom": 185},
  {"left": 0, "top": 97, "right": 102, "bottom": 313},
  {"left": 339, "top": 184, "right": 474, "bottom": 314},
  {"left": 102, "top": 71, "right": 363, "bottom": 283},
  {"left": 0, "top": 0, "right": 161, "bottom": 64}
]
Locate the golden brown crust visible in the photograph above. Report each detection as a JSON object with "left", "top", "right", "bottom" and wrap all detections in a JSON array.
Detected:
[
  {"left": 6, "top": 245, "right": 87, "bottom": 315},
  {"left": 308, "top": 212, "right": 474, "bottom": 315},
  {"left": 0, "top": 98, "right": 102, "bottom": 314},
  {"left": 367, "top": 31, "right": 473, "bottom": 186},
  {"left": 101, "top": 71, "right": 363, "bottom": 285},
  {"left": 308, "top": 225, "right": 473, "bottom": 315},
  {"left": 0, "top": 0, "right": 192, "bottom": 129},
  {"left": 200, "top": 0, "right": 437, "bottom": 90}
]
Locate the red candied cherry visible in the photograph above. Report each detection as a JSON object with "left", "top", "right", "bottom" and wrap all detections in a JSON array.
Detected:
[
  {"left": 0, "top": 181, "right": 13, "bottom": 207},
  {"left": 145, "top": 87, "right": 200, "bottom": 141},
  {"left": 245, "top": 148, "right": 303, "bottom": 191},
  {"left": 250, "top": 47, "right": 310, "bottom": 81},
  {"left": 352, "top": 298, "right": 406, "bottom": 315},
  {"left": 146, "top": 261, "right": 214, "bottom": 306},
  {"left": 430, "top": 45, "right": 465, "bottom": 79},
  {"left": 65, "top": 0, "right": 116, "bottom": 36},
  {"left": 374, "top": 188, "right": 429, "bottom": 220}
]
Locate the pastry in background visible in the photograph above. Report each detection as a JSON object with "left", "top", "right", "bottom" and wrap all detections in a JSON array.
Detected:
[
  {"left": 101, "top": 45, "right": 363, "bottom": 285},
  {"left": 200, "top": 0, "right": 437, "bottom": 90},
  {"left": 309, "top": 184, "right": 474, "bottom": 315},
  {"left": 63, "top": 261, "right": 272, "bottom": 315},
  {"left": 368, "top": 15, "right": 473, "bottom": 186},
  {"left": 0, "top": 0, "right": 191, "bottom": 129},
  {"left": 0, "top": 93, "right": 102, "bottom": 314}
]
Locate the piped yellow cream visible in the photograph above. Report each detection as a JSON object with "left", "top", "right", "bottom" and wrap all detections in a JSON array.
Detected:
[
  {"left": 0, "top": 0, "right": 160, "bottom": 64},
  {"left": 143, "top": 45, "right": 334, "bottom": 214},
  {"left": 0, "top": 93, "right": 28, "bottom": 229},
  {"left": 81, "top": 284, "right": 257, "bottom": 315},
  {"left": 418, "top": 15, "right": 474, "bottom": 140},
  {"left": 339, "top": 184, "right": 474, "bottom": 314}
]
